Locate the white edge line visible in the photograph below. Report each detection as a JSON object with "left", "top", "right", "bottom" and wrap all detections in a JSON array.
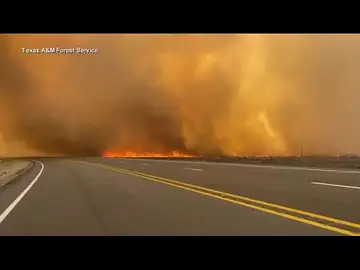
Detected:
[
  {"left": 0, "top": 160, "right": 44, "bottom": 225},
  {"left": 311, "top": 182, "right": 360, "bottom": 190},
  {"left": 122, "top": 158, "right": 360, "bottom": 174},
  {"left": 184, "top": 167, "right": 203, "bottom": 171}
]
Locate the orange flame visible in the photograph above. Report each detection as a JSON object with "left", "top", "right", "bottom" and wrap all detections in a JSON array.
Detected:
[{"left": 103, "top": 151, "right": 193, "bottom": 158}]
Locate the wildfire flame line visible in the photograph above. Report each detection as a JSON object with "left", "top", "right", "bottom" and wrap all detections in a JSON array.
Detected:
[{"left": 103, "top": 151, "right": 193, "bottom": 158}]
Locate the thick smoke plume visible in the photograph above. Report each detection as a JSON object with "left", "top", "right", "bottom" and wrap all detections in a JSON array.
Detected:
[{"left": 1, "top": 34, "right": 360, "bottom": 157}]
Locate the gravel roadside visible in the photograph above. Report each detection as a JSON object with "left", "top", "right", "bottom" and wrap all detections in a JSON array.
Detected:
[{"left": 0, "top": 160, "right": 34, "bottom": 188}]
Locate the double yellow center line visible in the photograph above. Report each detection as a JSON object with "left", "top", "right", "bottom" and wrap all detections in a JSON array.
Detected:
[{"left": 79, "top": 161, "right": 360, "bottom": 236}]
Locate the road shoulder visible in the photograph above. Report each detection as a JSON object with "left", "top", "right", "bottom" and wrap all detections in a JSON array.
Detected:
[{"left": 0, "top": 160, "right": 34, "bottom": 188}]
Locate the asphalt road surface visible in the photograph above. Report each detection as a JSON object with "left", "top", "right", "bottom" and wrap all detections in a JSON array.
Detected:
[{"left": 0, "top": 157, "right": 359, "bottom": 236}]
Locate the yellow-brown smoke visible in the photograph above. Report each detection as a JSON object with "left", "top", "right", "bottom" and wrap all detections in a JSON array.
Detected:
[{"left": 1, "top": 34, "right": 360, "bottom": 157}]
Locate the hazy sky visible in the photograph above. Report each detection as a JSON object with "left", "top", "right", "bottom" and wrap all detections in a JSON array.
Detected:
[{"left": 1, "top": 34, "right": 360, "bottom": 157}]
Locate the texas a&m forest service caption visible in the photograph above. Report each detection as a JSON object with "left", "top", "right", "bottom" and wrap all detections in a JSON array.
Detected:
[{"left": 22, "top": 47, "right": 99, "bottom": 54}]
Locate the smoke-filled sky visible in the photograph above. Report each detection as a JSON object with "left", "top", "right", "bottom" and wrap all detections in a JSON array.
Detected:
[{"left": 1, "top": 34, "right": 360, "bottom": 157}]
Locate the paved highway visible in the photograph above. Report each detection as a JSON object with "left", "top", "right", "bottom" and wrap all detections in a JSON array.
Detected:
[{"left": 0, "top": 157, "right": 359, "bottom": 236}]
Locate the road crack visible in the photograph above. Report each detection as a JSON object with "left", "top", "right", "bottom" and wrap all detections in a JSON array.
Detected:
[{"left": 73, "top": 171, "right": 109, "bottom": 236}]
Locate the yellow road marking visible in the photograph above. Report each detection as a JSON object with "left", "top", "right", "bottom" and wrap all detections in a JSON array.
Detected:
[
  {"left": 79, "top": 161, "right": 359, "bottom": 236},
  {"left": 91, "top": 162, "right": 360, "bottom": 230},
  {"left": 128, "top": 168, "right": 360, "bottom": 230}
]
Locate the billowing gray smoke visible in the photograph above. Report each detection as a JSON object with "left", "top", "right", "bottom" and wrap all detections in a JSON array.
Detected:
[{"left": 1, "top": 34, "right": 360, "bottom": 157}]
